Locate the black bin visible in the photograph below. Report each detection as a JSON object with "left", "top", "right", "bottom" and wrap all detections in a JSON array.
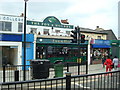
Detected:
[{"left": 30, "top": 60, "right": 50, "bottom": 79}]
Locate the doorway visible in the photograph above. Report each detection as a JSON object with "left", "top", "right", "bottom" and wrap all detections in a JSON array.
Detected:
[{"left": 1, "top": 46, "right": 18, "bottom": 66}]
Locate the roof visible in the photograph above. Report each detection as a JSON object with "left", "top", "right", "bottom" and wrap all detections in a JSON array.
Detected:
[
  {"left": 79, "top": 27, "right": 107, "bottom": 34},
  {"left": 99, "top": 29, "right": 117, "bottom": 40}
]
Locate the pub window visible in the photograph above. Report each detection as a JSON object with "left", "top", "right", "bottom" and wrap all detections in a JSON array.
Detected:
[
  {"left": 18, "top": 23, "right": 23, "bottom": 32},
  {"left": 43, "top": 29, "right": 49, "bottom": 35},
  {"left": 66, "top": 31, "right": 70, "bottom": 35},
  {"left": 30, "top": 28, "right": 37, "bottom": 34},
  {"left": 55, "top": 30, "right": 60, "bottom": 33},
  {"left": 0, "top": 21, "right": 12, "bottom": 31}
]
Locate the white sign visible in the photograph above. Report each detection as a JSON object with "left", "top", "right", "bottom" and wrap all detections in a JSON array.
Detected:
[{"left": 0, "top": 15, "right": 23, "bottom": 22}]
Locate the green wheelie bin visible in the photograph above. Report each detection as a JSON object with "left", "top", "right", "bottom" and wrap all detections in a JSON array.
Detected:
[{"left": 54, "top": 60, "right": 63, "bottom": 78}]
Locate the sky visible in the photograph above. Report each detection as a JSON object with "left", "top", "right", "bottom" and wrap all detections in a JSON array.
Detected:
[{"left": 0, "top": 0, "right": 119, "bottom": 38}]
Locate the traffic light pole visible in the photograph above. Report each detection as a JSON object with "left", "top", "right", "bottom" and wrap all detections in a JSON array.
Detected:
[
  {"left": 77, "top": 26, "right": 81, "bottom": 55},
  {"left": 77, "top": 26, "right": 81, "bottom": 75},
  {"left": 77, "top": 26, "right": 81, "bottom": 60}
]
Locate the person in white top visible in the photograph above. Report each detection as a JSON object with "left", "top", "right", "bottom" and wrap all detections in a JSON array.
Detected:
[{"left": 113, "top": 56, "right": 119, "bottom": 70}]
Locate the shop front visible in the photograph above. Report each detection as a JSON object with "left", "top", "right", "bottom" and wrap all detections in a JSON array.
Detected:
[
  {"left": 0, "top": 34, "right": 22, "bottom": 66},
  {"left": 36, "top": 37, "right": 88, "bottom": 64},
  {"left": 0, "top": 34, "right": 34, "bottom": 67},
  {"left": 110, "top": 40, "right": 119, "bottom": 59},
  {"left": 91, "top": 39, "right": 111, "bottom": 64}
]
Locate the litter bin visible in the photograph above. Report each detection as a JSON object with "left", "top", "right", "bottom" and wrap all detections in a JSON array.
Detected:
[
  {"left": 54, "top": 60, "right": 63, "bottom": 78},
  {"left": 30, "top": 60, "right": 50, "bottom": 79}
]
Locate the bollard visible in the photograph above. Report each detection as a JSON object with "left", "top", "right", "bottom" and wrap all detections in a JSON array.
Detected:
[
  {"left": 3, "top": 65, "right": 5, "bottom": 82},
  {"left": 65, "top": 72, "right": 71, "bottom": 90},
  {"left": 78, "top": 63, "right": 80, "bottom": 75},
  {"left": 14, "top": 70, "right": 19, "bottom": 81}
]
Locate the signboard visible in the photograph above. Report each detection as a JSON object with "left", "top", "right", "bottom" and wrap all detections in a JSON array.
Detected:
[
  {"left": 0, "top": 15, "right": 23, "bottom": 22},
  {"left": 27, "top": 16, "right": 73, "bottom": 29},
  {"left": 0, "top": 34, "right": 22, "bottom": 41},
  {"left": 37, "top": 38, "right": 72, "bottom": 44},
  {"left": 27, "top": 20, "right": 73, "bottom": 29},
  {"left": 92, "top": 39, "right": 111, "bottom": 48},
  {"left": 93, "top": 40, "right": 110, "bottom": 45}
]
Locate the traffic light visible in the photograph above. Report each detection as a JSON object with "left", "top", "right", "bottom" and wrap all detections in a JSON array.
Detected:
[
  {"left": 71, "top": 27, "right": 78, "bottom": 43},
  {"left": 81, "top": 34, "right": 85, "bottom": 43}
]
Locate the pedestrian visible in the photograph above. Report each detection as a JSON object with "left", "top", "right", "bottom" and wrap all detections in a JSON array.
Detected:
[
  {"left": 118, "top": 60, "right": 120, "bottom": 70},
  {"left": 104, "top": 56, "right": 113, "bottom": 72},
  {"left": 102, "top": 55, "right": 106, "bottom": 68},
  {"left": 113, "top": 56, "right": 119, "bottom": 70}
]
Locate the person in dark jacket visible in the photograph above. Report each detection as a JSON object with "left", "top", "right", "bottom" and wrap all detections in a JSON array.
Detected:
[{"left": 102, "top": 55, "right": 106, "bottom": 68}]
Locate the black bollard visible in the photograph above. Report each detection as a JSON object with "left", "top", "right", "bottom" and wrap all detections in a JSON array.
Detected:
[
  {"left": 65, "top": 72, "right": 71, "bottom": 90},
  {"left": 14, "top": 70, "right": 19, "bottom": 81}
]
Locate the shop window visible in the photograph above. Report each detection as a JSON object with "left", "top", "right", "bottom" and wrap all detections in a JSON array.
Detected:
[
  {"left": 0, "top": 21, "right": 12, "bottom": 31},
  {"left": 18, "top": 23, "right": 23, "bottom": 32},
  {"left": 92, "top": 49, "right": 109, "bottom": 61}
]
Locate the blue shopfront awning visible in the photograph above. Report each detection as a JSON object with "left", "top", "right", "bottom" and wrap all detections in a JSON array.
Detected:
[{"left": 92, "top": 45, "right": 111, "bottom": 48}]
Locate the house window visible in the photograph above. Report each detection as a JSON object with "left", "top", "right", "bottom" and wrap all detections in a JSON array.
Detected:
[
  {"left": 0, "top": 22, "right": 2, "bottom": 31},
  {"left": 0, "top": 21, "right": 12, "bottom": 31},
  {"left": 43, "top": 29, "right": 49, "bottom": 35},
  {"left": 18, "top": 23, "right": 23, "bottom": 32},
  {"left": 97, "top": 36, "right": 101, "bottom": 39},
  {"left": 30, "top": 28, "right": 37, "bottom": 34}
]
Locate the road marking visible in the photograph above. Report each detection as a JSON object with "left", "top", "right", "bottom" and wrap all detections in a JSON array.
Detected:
[
  {"left": 75, "top": 83, "right": 90, "bottom": 89},
  {"left": 29, "top": 83, "right": 65, "bottom": 89},
  {"left": 29, "top": 78, "right": 99, "bottom": 89}
]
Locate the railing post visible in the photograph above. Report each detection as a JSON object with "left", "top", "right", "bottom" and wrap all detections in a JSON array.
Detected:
[
  {"left": 118, "top": 70, "right": 120, "bottom": 88},
  {"left": 86, "top": 60, "right": 88, "bottom": 74},
  {"left": 65, "top": 72, "right": 71, "bottom": 90},
  {"left": 78, "top": 63, "right": 80, "bottom": 75},
  {"left": 3, "top": 65, "right": 5, "bottom": 82}
]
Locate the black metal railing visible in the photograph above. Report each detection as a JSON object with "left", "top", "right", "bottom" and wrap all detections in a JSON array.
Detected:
[
  {"left": 1, "top": 70, "right": 120, "bottom": 90},
  {"left": 0, "top": 62, "right": 87, "bottom": 82}
]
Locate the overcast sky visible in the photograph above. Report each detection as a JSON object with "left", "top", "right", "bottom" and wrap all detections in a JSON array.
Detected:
[{"left": 0, "top": 0, "right": 119, "bottom": 37}]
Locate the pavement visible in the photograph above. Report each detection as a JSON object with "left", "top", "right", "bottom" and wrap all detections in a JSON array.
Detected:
[
  {"left": 1, "top": 64, "right": 119, "bottom": 82},
  {"left": 49, "top": 64, "right": 107, "bottom": 78},
  {"left": 88, "top": 64, "right": 106, "bottom": 74}
]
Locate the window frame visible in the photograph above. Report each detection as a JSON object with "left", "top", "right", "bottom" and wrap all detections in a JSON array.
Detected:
[
  {"left": 18, "top": 23, "right": 23, "bottom": 32},
  {"left": 0, "top": 21, "right": 12, "bottom": 31}
]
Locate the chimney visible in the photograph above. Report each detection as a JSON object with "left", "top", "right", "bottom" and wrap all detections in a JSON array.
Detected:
[
  {"left": 95, "top": 26, "right": 104, "bottom": 31},
  {"left": 96, "top": 26, "right": 99, "bottom": 29},
  {"left": 20, "top": 13, "right": 24, "bottom": 17}
]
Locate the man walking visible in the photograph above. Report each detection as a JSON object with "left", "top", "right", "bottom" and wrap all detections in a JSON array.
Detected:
[{"left": 113, "top": 56, "right": 119, "bottom": 70}]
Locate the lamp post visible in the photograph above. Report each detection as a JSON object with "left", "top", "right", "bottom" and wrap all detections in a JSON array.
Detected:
[{"left": 23, "top": 0, "right": 28, "bottom": 81}]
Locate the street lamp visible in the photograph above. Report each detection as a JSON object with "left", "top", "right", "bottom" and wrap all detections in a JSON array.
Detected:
[{"left": 23, "top": 0, "right": 28, "bottom": 81}]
